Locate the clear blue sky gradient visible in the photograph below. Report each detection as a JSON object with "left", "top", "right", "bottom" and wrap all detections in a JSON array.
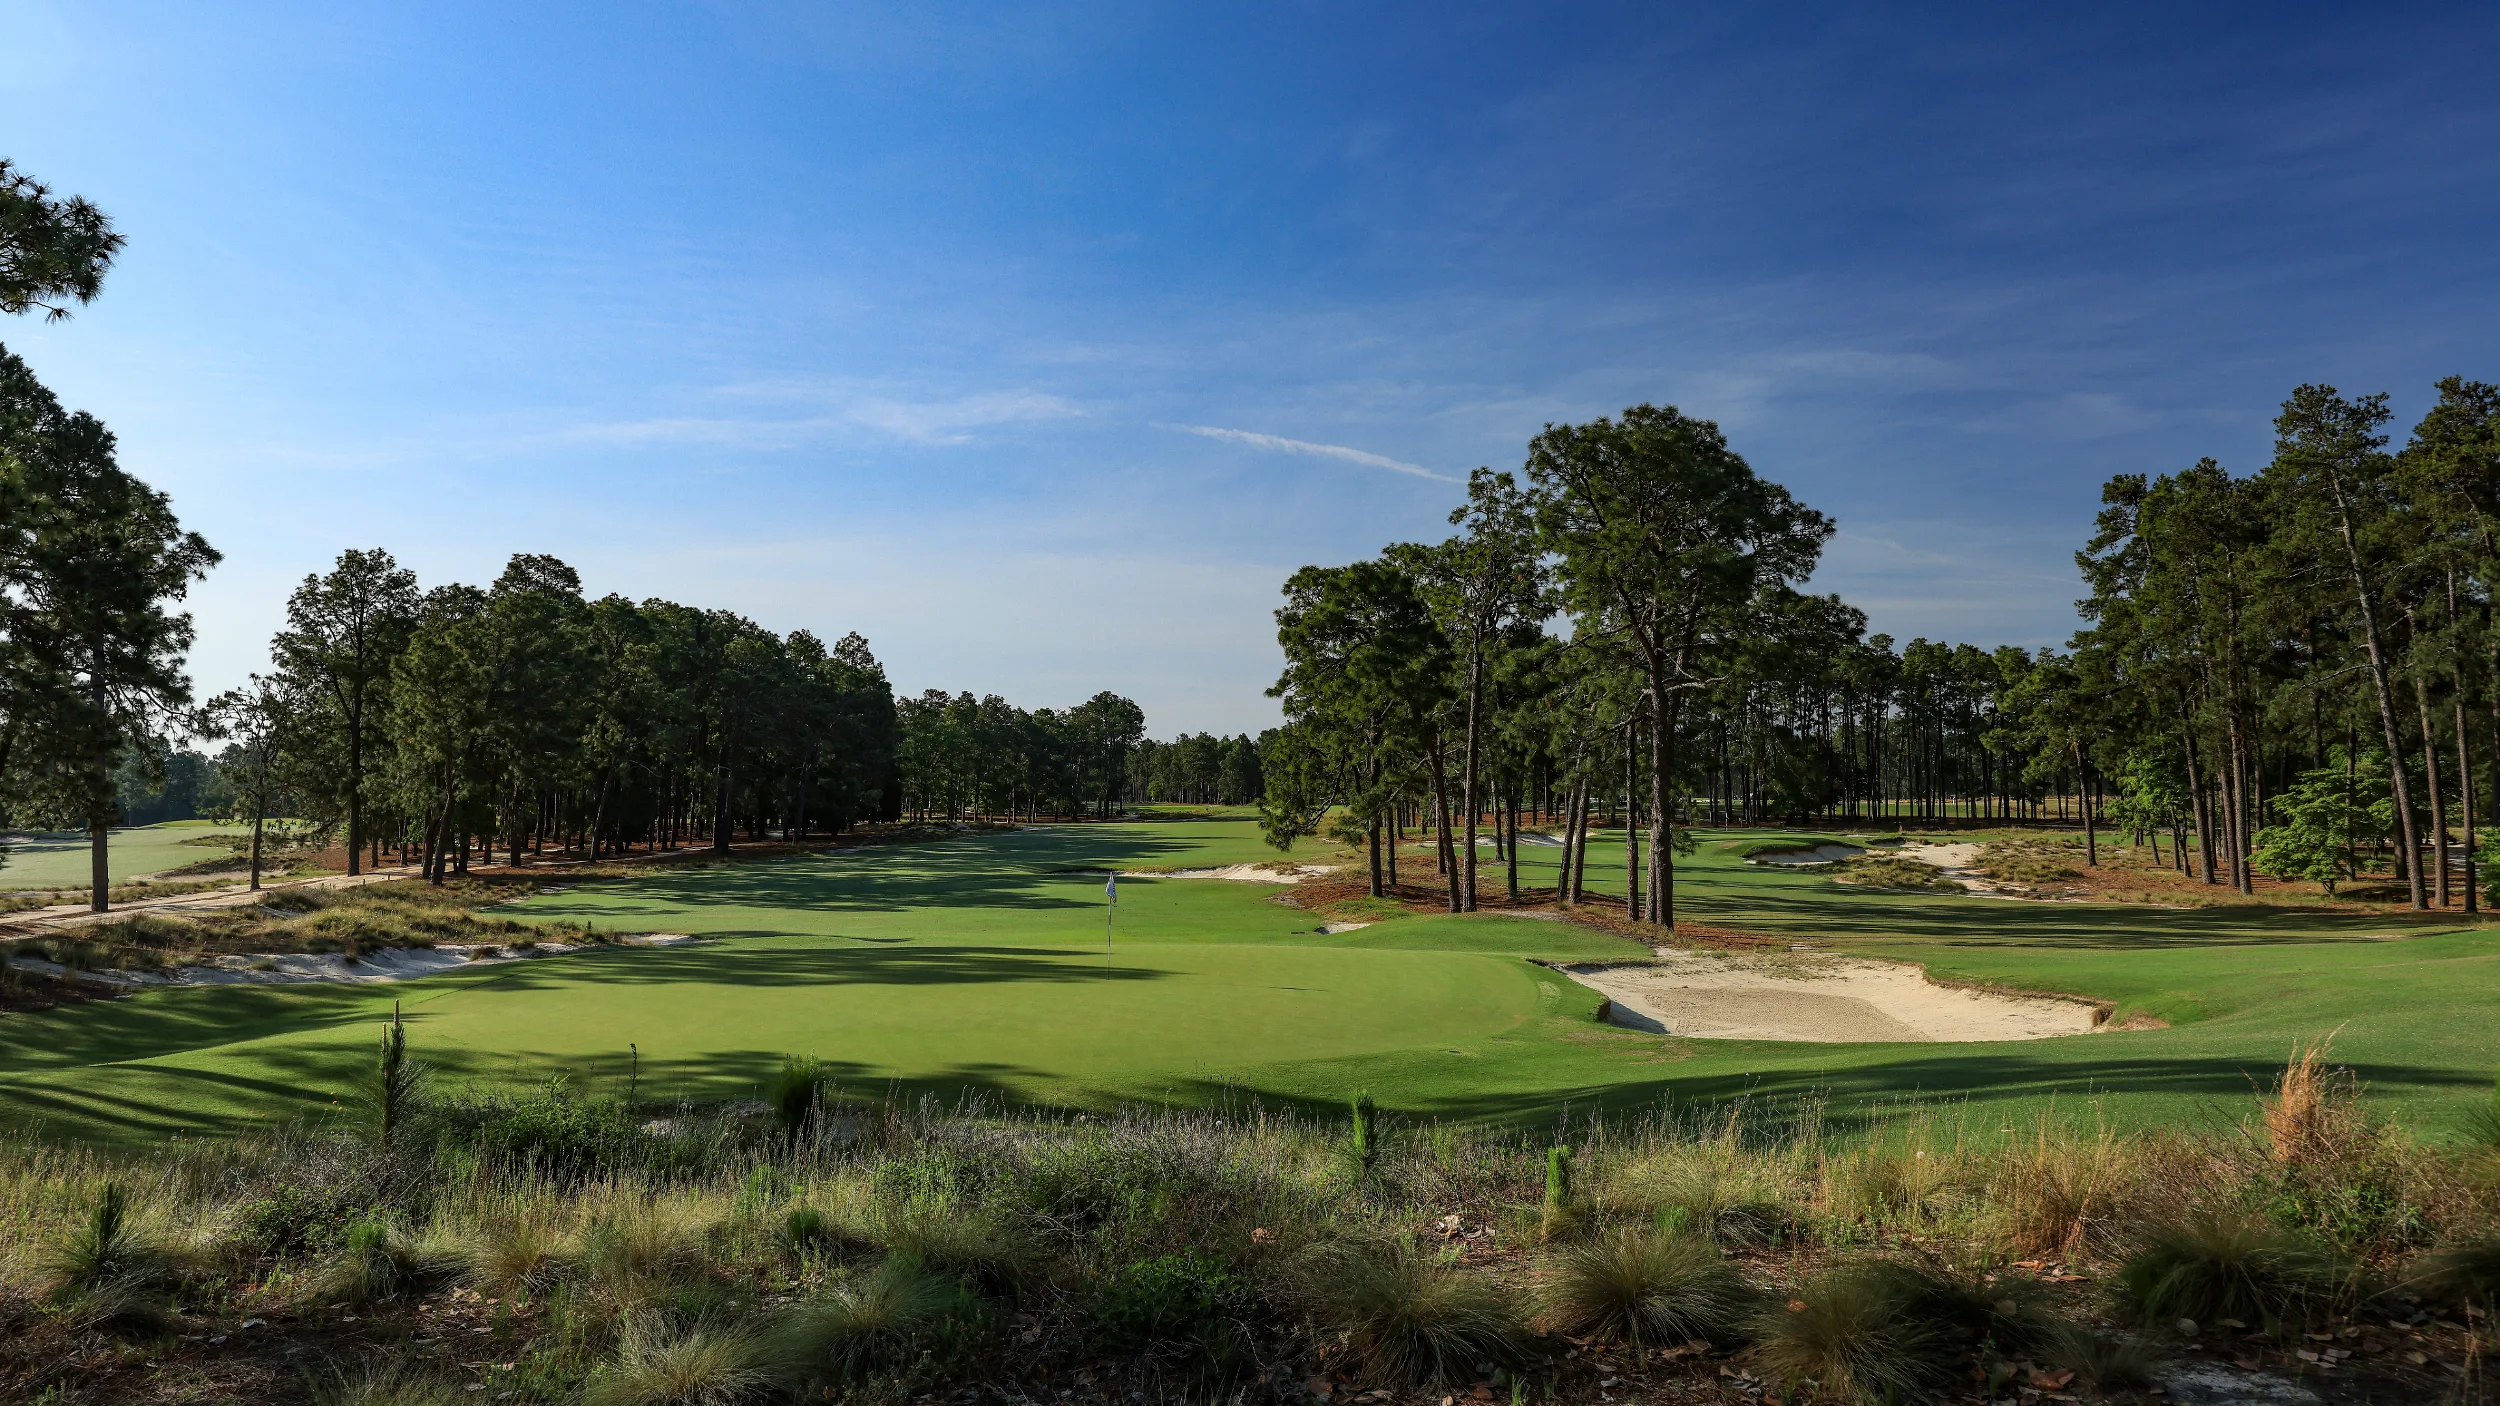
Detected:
[{"left": 5, "top": 2, "right": 2497, "bottom": 735}]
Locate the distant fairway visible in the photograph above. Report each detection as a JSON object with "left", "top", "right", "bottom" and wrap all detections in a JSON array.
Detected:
[
  {"left": 0, "top": 820, "right": 247, "bottom": 890},
  {"left": 1, "top": 817, "right": 2495, "bottom": 1144}
]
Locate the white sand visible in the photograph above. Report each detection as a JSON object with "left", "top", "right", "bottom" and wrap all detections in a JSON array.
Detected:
[
  {"left": 1121, "top": 863, "right": 1332, "bottom": 883},
  {"left": 1566, "top": 948, "right": 2102, "bottom": 1043}
]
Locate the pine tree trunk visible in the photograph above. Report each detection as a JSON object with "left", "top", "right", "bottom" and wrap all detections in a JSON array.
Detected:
[
  {"left": 2412, "top": 667, "right": 2450, "bottom": 906},
  {"left": 1428, "top": 737, "right": 1461, "bottom": 913},
  {"left": 2323, "top": 475, "right": 2425, "bottom": 907},
  {"left": 2456, "top": 696, "right": 2477, "bottom": 914}
]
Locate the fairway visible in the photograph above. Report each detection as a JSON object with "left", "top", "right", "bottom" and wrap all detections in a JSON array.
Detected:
[
  {"left": 3, "top": 819, "right": 2497, "bottom": 1144},
  {"left": 0, "top": 820, "right": 246, "bottom": 890}
]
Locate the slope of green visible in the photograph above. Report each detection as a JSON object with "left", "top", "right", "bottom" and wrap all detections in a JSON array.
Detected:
[
  {"left": 0, "top": 820, "right": 248, "bottom": 890},
  {"left": 0, "top": 819, "right": 2493, "bottom": 1145}
]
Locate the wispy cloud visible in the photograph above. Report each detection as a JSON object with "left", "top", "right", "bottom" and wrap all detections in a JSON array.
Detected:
[
  {"left": 1158, "top": 423, "right": 1460, "bottom": 483},
  {"left": 559, "top": 387, "right": 1084, "bottom": 451}
]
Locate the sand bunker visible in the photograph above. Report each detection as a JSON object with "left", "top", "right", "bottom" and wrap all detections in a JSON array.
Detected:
[
  {"left": 1565, "top": 948, "right": 2102, "bottom": 1043},
  {"left": 1122, "top": 863, "right": 1332, "bottom": 883}
]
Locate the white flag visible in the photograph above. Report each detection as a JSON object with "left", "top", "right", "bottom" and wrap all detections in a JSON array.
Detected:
[{"left": 1104, "top": 872, "right": 1117, "bottom": 904}]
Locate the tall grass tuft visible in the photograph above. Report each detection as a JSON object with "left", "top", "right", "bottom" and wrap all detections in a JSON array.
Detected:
[
  {"left": 1535, "top": 1227, "right": 1753, "bottom": 1346},
  {"left": 581, "top": 1314, "right": 784, "bottom": 1406},
  {"left": 311, "top": 1360, "right": 471, "bottom": 1406},
  {"left": 776, "top": 1254, "right": 965, "bottom": 1384},
  {"left": 2467, "top": 1064, "right": 2500, "bottom": 1148},
  {"left": 1285, "top": 1237, "right": 1523, "bottom": 1388},
  {"left": 765, "top": 1056, "right": 826, "bottom": 1150},
  {"left": 2114, "top": 1208, "right": 2337, "bottom": 1330},
  {"left": 457, "top": 1195, "right": 572, "bottom": 1294},
  {"left": 2263, "top": 1034, "right": 2350, "bottom": 1166},
  {"left": 2410, "top": 1235, "right": 2500, "bottom": 1310},
  {"left": 323, "top": 1215, "right": 454, "bottom": 1303},
  {"left": 1749, "top": 1261, "right": 1958, "bottom": 1406}
]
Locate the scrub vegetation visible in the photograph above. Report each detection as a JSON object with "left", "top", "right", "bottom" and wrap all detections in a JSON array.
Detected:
[{"left": 2, "top": 1042, "right": 2495, "bottom": 1405}]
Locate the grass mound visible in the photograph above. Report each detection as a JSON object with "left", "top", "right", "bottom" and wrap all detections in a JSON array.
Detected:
[{"left": 1832, "top": 853, "right": 1956, "bottom": 890}]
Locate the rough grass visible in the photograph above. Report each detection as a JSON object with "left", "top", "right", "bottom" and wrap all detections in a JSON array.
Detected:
[
  {"left": 1830, "top": 853, "right": 1957, "bottom": 890},
  {"left": 0, "top": 1053, "right": 2491, "bottom": 1405}
]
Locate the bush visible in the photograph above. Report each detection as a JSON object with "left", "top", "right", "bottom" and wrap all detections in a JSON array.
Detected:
[
  {"left": 2114, "top": 1209, "right": 2339, "bottom": 1331},
  {"left": 1285, "top": 1238, "right": 1524, "bottom": 1388},
  {"left": 1019, "top": 1127, "right": 1237, "bottom": 1232},
  {"left": 1536, "top": 1228, "right": 1753, "bottom": 1347},
  {"left": 1094, "top": 1250, "right": 1247, "bottom": 1352},
  {"left": 443, "top": 1082, "right": 648, "bottom": 1181},
  {"left": 236, "top": 1183, "right": 369, "bottom": 1259}
]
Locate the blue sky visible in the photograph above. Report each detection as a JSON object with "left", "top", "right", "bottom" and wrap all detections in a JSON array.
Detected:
[{"left": 5, "top": 2, "right": 2497, "bottom": 736}]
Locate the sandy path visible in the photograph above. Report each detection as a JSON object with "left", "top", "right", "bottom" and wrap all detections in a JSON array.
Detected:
[
  {"left": 1565, "top": 948, "right": 2102, "bottom": 1043},
  {"left": 0, "top": 867, "right": 418, "bottom": 937}
]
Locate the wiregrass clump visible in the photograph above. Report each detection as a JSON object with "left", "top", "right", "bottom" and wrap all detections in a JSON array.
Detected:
[
  {"left": 2113, "top": 1208, "right": 2342, "bottom": 1331},
  {"left": 1535, "top": 1227, "right": 1753, "bottom": 1346},
  {"left": 1285, "top": 1237, "right": 1525, "bottom": 1387}
]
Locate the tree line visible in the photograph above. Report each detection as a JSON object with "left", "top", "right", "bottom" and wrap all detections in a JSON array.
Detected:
[
  {"left": 1263, "top": 384, "right": 2500, "bottom": 928},
  {"left": 0, "top": 157, "right": 1168, "bottom": 909},
  {"left": 2074, "top": 381, "right": 2500, "bottom": 912}
]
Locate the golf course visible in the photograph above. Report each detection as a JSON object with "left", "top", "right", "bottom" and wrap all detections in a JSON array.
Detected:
[{"left": 6, "top": 814, "right": 2494, "bottom": 1147}]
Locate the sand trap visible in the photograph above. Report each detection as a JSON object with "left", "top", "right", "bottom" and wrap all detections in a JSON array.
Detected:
[
  {"left": 1565, "top": 948, "right": 2102, "bottom": 1042},
  {"left": 7, "top": 933, "right": 705, "bottom": 989},
  {"left": 1749, "top": 843, "right": 1864, "bottom": 866},
  {"left": 1122, "top": 863, "right": 1332, "bottom": 883},
  {"left": 1896, "top": 842, "right": 1982, "bottom": 868}
]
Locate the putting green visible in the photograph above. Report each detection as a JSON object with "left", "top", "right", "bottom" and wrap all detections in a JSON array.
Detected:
[
  {"left": 1, "top": 818, "right": 2495, "bottom": 1145},
  {"left": 0, "top": 820, "right": 248, "bottom": 891}
]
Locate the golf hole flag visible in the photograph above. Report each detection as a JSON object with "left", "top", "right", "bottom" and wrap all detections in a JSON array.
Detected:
[{"left": 1105, "top": 871, "right": 1117, "bottom": 904}]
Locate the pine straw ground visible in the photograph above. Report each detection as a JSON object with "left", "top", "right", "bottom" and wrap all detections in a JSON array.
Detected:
[{"left": 2, "top": 1040, "right": 2494, "bottom": 1406}]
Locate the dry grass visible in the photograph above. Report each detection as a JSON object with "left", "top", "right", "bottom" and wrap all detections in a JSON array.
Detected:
[{"left": 0, "top": 1051, "right": 2495, "bottom": 1404}]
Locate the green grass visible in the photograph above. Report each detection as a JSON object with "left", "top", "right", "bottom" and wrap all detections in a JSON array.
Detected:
[
  {"left": 0, "top": 820, "right": 250, "bottom": 891},
  {"left": 1, "top": 820, "right": 2495, "bottom": 1146}
]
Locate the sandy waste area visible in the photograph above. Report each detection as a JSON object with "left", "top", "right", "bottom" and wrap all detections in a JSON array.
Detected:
[
  {"left": 1566, "top": 947, "right": 2103, "bottom": 1043},
  {"left": 4, "top": 933, "right": 705, "bottom": 989},
  {"left": 1119, "top": 863, "right": 1333, "bottom": 883}
]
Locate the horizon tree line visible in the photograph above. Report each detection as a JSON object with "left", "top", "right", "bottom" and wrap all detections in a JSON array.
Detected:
[{"left": 1263, "top": 383, "right": 2500, "bottom": 929}]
